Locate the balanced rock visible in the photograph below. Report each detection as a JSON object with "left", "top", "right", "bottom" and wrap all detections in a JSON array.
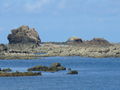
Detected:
[
  {"left": 67, "top": 37, "right": 83, "bottom": 43},
  {"left": 7, "top": 25, "right": 41, "bottom": 45}
]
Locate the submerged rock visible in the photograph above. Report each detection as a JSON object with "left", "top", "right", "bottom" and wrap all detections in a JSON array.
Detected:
[
  {"left": 67, "top": 70, "right": 78, "bottom": 74},
  {"left": 8, "top": 25, "right": 41, "bottom": 45},
  {"left": 0, "top": 71, "right": 41, "bottom": 77},
  {"left": 51, "top": 63, "right": 61, "bottom": 67},
  {"left": 28, "top": 65, "right": 49, "bottom": 71}
]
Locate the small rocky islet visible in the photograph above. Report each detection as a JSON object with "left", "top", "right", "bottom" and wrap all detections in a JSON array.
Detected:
[
  {"left": 27, "top": 63, "right": 66, "bottom": 72},
  {"left": 0, "top": 63, "right": 78, "bottom": 77},
  {"left": 0, "top": 68, "right": 41, "bottom": 77}
]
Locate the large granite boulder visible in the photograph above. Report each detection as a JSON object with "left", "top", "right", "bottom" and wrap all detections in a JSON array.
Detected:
[
  {"left": 8, "top": 26, "right": 41, "bottom": 45},
  {"left": 67, "top": 37, "right": 83, "bottom": 43}
]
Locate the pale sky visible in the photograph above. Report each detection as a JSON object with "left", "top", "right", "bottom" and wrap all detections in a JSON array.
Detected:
[{"left": 0, "top": 0, "right": 120, "bottom": 43}]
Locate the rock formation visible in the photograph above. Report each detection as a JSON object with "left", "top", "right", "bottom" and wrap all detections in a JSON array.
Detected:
[
  {"left": 8, "top": 25, "right": 41, "bottom": 45},
  {"left": 67, "top": 37, "right": 83, "bottom": 43},
  {"left": 27, "top": 63, "right": 66, "bottom": 72},
  {"left": 86, "top": 38, "right": 111, "bottom": 45},
  {"left": 66, "top": 37, "right": 111, "bottom": 46},
  {"left": 67, "top": 70, "right": 78, "bottom": 74},
  {"left": 0, "top": 44, "right": 7, "bottom": 53}
]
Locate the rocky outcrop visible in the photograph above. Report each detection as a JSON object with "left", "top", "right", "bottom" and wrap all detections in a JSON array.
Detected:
[
  {"left": 66, "top": 37, "right": 111, "bottom": 46},
  {"left": 51, "top": 63, "right": 61, "bottom": 67},
  {"left": 0, "top": 71, "right": 41, "bottom": 77},
  {"left": 0, "top": 44, "right": 7, "bottom": 53},
  {"left": 8, "top": 25, "right": 41, "bottom": 45},
  {"left": 67, "top": 37, "right": 83, "bottom": 43},
  {"left": 85, "top": 38, "right": 111, "bottom": 46},
  {"left": 67, "top": 70, "right": 78, "bottom": 74},
  {"left": 27, "top": 63, "right": 66, "bottom": 72}
]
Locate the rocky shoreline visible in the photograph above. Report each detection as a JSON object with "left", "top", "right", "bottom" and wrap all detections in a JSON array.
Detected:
[
  {"left": 31, "top": 43, "right": 120, "bottom": 58},
  {"left": 0, "top": 43, "right": 120, "bottom": 59},
  {"left": 0, "top": 25, "right": 120, "bottom": 59}
]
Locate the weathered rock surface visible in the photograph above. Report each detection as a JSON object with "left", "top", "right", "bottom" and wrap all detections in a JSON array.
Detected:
[
  {"left": 67, "top": 70, "right": 78, "bottom": 74},
  {"left": 27, "top": 63, "right": 66, "bottom": 72},
  {"left": 0, "top": 44, "right": 8, "bottom": 52},
  {"left": 8, "top": 25, "right": 41, "bottom": 45},
  {"left": 0, "top": 71, "right": 41, "bottom": 77},
  {"left": 85, "top": 38, "right": 111, "bottom": 46},
  {"left": 66, "top": 37, "right": 111, "bottom": 46},
  {"left": 67, "top": 37, "right": 83, "bottom": 43},
  {"left": 35, "top": 43, "right": 120, "bottom": 58},
  {"left": 51, "top": 63, "right": 61, "bottom": 67},
  {"left": 1, "top": 43, "right": 120, "bottom": 59}
]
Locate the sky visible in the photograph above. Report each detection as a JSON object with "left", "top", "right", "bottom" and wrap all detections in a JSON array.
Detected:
[{"left": 0, "top": 0, "right": 120, "bottom": 43}]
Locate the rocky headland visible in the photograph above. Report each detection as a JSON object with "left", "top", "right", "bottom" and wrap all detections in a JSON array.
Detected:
[{"left": 0, "top": 25, "right": 120, "bottom": 59}]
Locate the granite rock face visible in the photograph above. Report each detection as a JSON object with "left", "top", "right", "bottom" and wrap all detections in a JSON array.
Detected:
[{"left": 8, "top": 25, "right": 41, "bottom": 45}]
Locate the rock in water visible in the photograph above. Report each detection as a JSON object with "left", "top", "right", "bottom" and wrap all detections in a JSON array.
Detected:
[
  {"left": 67, "top": 70, "right": 78, "bottom": 75},
  {"left": 51, "top": 63, "right": 61, "bottom": 67},
  {"left": 8, "top": 25, "right": 41, "bottom": 45}
]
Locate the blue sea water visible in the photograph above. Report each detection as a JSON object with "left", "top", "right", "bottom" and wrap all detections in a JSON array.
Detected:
[{"left": 0, "top": 56, "right": 120, "bottom": 90}]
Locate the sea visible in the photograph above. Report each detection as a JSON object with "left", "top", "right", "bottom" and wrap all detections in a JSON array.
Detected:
[{"left": 0, "top": 56, "right": 120, "bottom": 90}]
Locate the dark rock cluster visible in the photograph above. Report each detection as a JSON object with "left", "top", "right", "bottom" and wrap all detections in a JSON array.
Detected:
[
  {"left": 27, "top": 63, "right": 66, "bottom": 72},
  {"left": 67, "top": 70, "right": 78, "bottom": 74},
  {"left": 66, "top": 37, "right": 111, "bottom": 46}
]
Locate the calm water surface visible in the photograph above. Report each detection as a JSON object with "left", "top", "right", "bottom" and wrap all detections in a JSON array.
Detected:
[{"left": 0, "top": 56, "right": 120, "bottom": 90}]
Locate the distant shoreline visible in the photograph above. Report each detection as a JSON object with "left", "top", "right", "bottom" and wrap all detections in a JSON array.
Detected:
[
  {"left": 0, "top": 42, "right": 120, "bottom": 59},
  {"left": 1, "top": 26, "right": 120, "bottom": 59}
]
